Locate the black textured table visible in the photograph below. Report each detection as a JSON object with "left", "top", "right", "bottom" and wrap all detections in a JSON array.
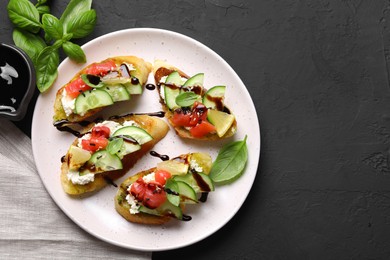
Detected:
[{"left": 2, "top": 1, "right": 390, "bottom": 259}]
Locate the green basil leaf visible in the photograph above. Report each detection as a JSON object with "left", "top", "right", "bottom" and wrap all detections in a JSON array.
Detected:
[
  {"left": 42, "top": 14, "right": 63, "bottom": 40},
  {"left": 175, "top": 91, "right": 201, "bottom": 107},
  {"left": 165, "top": 179, "right": 180, "bottom": 206},
  {"left": 62, "top": 41, "right": 86, "bottom": 63},
  {"left": 209, "top": 136, "right": 248, "bottom": 184},
  {"left": 37, "top": 5, "right": 50, "bottom": 16},
  {"left": 66, "top": 10, "right": 97, "bottom": 39},
  {"left": 107, "top": 138, "right": 124, "bottom": 155},
  {"left": 60, "top": 0, "right": 92, "bottom": 33},
  {"left": 7, "top": 0, "right": 41, "bottom": 33},
  {"left": 36, "top": 46, "right": 60, "bottom": 92},
  {"left": 12, "top": 28, "right": 46, "bottom": 65},
  {"left": 36, "top": 0, "right": 48, "bottom": 6}
]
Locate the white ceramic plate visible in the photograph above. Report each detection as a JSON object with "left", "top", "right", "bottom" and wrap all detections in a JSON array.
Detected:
[{"left": 32, "top": 28, "right": 260, "bottom": 251}]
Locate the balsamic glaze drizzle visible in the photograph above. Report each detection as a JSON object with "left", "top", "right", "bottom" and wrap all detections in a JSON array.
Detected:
[{"left": 150, "top": 151, "right": 170, "bottom": 161}]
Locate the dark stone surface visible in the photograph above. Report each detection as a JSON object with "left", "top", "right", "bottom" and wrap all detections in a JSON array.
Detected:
[{"left": 2, "top": 0, "right": 390, "bottom": 259}]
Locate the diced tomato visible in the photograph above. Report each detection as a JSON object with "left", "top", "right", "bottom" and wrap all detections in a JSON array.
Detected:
[
  {"left": 143, "top": 183, "right": 167, "bottom": 209},
  {"left": 189, "top": 121, "right": 216, "bottom": 138},
  {"left": 65, "top": 77, "right": 92, "bottom": 99},
  {"left": 189, "top": 102, "right": 208, "bottom": 125},
  {"left": 130, "top": 178, "right": 146, "bottom": 201},
  {"left": 85, "top": 60, "right": 116, "bottom": 76},
  {"left": 91, "top": 125, "right": 110, "bottom": 138},
  {"left": 171, "top": 102, "right": 208, "bottom": 127},
  {"left": 81, "top": 136, "right": 109, "bottom": 152},
  {"left": 130, "top": 178, "right": 167, "bottom": 209},
  {"left": 171, "top": 111, "right": 192, "bottom": 127},
  {"left": 154, "top": 170, "right": 171, "bottom": 186}
]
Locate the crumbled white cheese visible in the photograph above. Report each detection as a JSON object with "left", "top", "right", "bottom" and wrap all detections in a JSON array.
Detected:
[
  {"left": 126, "top": 186, "right": 140, "bottom": 214},
  {"left": 67, "top": 170, "right": 94, "bottom": 185},
  {"left": 142, "top": 172, "right": 156, "bottom": 183},
  {"left": 61, "top": 89, "right": 76, "bottom": 116},
  {"left": 124, "top": 63, "right": 135, "bottom": 71},
  {"left": 190, "top": 159, "right": 203, "bottom": 172}
]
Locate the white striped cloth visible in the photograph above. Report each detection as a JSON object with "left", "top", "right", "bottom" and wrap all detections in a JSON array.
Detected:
[{"left": 0, "top": 119, "right": 151, "bottom": 260}]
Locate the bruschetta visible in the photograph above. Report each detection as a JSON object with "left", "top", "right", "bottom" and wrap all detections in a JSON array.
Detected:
[
  {"left": 53, "top": 56, "right": 152, "bottom": 126},
  {"left": 61, "top": 114, "right": 169, "bottom": 196},
  {"left": 115, "top": 152, "right": 214, "bottom": 224},
  {"left": 153, "top": 60, "right": 237, "bottom": 140}
]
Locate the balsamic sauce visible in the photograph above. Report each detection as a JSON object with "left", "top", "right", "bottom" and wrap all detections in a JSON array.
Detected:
[
  {"left": 86, "top": 74, "right": 101, "bottom": 85},
  {"left": 131, "top": 77, "right": 139, "bottom": 85},
  {"left": 182, "top": 215, "right": 192, "bottom": 221},
  {"left": 54, "top": 111, "right": 166, "bottom": 135},
  {"left": 61, "top": 155, "right": 66, "bottom": 163},
  {"left": 145, "top": 83, "right": 156, "bottom": 90},
  {"left": 0, "top": 45, "right": 30, "bottom": 112},
  {"left": 199, "top": 192, "right": 209, "bottom": 203},
  {"left": 150, "top": 151, "right": 169, "bottom": 161},
  {"left": 193, "top": 172, "right": 212, "bottom": 192},
  {"left": 104, "top": 177, "right": 118, "bottom": 187}
]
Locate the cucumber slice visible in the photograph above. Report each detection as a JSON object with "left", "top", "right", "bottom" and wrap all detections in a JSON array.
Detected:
[
  {"left": 112, "top": 126, "right": 153, "bottom": 145},
  {"left": 183, "top": 73, "right": 204, "bottom": 87},
  {"left": 202, "top": 85, "right": 226, "bottom": 109},
  {"left": 124, "top": 82, "right": 143, "bottom": 95},
  {"left": 207, "top": 109, "right": 235, "bottom": 137},
  {"left": 117, "top": 141, "right": 141, "bottom": 158},
  {"left": 173, "top": 172, "right": 215, "bottom": 193},
  {"left": 166, "top": 71, "right": 182, "bottom": 85},
  {"left": 163, "top": 71, "right": 182, "bottom": 110},
  {"left": 165, "top": 179, "right": 180, "bottom": 206},
  {"left": 81, "top": 150, "right": 122, "bottom": 175},
  {"left": 177, "top": 181, "right": 198, "bottom": 204},
  {"left": 81, "top": 74, "right": 104, "bottom": 88},
  {"left": 139, "top": 200, "right": 183, "bottom": 220},
  {"left": 103, "top": 85, "right": 130, "bottom": 102},
  {"left": 74, "top": 89, "right": 114, "bottom": 115}
]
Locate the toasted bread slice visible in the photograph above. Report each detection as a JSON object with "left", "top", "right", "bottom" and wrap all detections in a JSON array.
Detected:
[
  {"left": 53, "top": 56, "right": 152, "bottom": 125},
  {"left": 153, "top": 60, "right": 237, "bottom": 140},
  {"left": 61, "top": 114, "right": 169, "bottom": 196},
  {"left": 115, "top": 152, "right": 214, "bottom": 225}
]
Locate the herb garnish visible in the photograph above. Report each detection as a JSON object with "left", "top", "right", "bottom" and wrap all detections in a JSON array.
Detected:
[
  {"left": 210, "top": 136, "right": 248, "bottom": 184},
  {"left": 7, "top": 0, "right": 97, "bottom": 92}
]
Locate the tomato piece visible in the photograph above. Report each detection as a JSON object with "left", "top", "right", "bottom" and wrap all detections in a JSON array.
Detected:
[
  {"left": 189, "top": 102, "right": 208, "bottom": 126},
  {"left": 85, "top": 60, "right": 116, "bottom": 76},
  {"left": 143, "top": 183, "right": 167, "bottom": 209},
  {"left": 81, "top": 136, "right": 109, "bottom": 152},
  {"left": 189, "top": 121, "right": 216, "bottom": 138},
  {"left": 172, "top": 102, "right": 208, "bottom": 127},
  {"left": 130, "top": 178, "right": 146, "bottom": 202},
  {"left": 171, "top": 111, "right": 191, "bottom": 127},
  {"left": 154, "top": 170, "right": 171, "bottom": 186},
  {"left": 91, "top": 125, "right": 110, "bottom": 138},
  {"left": 65, "top": 78, "right": 92, "bottom": 99}
]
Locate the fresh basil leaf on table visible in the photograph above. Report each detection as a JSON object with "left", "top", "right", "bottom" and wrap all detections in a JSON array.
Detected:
[
  {"left": 7, "top": 0, "right": 41, "bottom": 33},
  {"left": 7, "top": 0, "right": 97, "bottom": 92},
  {"left": 36, "top": 46, "right": 60, "bottom": 93},
  {"left": 65, "top": 9, "right": 97, "bottom": 39},
  {"left": 210, "top": 136, "right": 248, "bottom": 184},
  {"left": 60, "top": 0, "right": 92, "bottom": 33},
  {"left": 42, "top": 14, "right": 63, "bottom": 40},
  {"left": 12, "top": 28, "right": 46, "bottom": 65},
  {"left": 62, "top": 41, "right": 86, "bottom": 64}
]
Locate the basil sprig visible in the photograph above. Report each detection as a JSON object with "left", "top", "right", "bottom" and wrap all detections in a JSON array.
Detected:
[
  {"left": 7, "top": 0, "right": 97, "bottom": 92},
  {"left": 210, "top": 136, "right": 248, "bottom": 184},
  {"left": 175, "top": 91, "right": 201, "bottom": 107}
]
